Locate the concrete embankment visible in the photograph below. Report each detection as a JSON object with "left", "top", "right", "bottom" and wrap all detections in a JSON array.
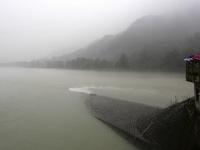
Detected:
[{"left": 86, "top": 95, "right": 200, "bottom": 150}]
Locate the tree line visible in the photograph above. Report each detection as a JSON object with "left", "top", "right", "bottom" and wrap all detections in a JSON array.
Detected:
[{"left": 19, "top": 48, "right": 192, "bottom": 71}]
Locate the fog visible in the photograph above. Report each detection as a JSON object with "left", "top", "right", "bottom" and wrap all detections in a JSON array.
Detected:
[
  {"left": 0, "top": 1, "right": 199, "bottom": 148},
  {"left": 0, "top": 0, "right": 199, "bottom": 62}
]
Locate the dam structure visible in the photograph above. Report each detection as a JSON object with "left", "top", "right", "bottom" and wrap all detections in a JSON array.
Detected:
[
  {"left": 185, "top": 54, "right": 200, "bottom": 112},
  {"left": 87, "top": 95, "right": 200, "bottom": 150},
  {"left": 87, "top": 54, "right": 200, "bottom": 150}
]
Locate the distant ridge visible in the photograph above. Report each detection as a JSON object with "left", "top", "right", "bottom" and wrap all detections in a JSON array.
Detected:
[
  {"left": 13, "top": 7, "right": 200, "bottom": 71},
  {"left": 55, "top": 8, "right": 200, "bottom": 71}
]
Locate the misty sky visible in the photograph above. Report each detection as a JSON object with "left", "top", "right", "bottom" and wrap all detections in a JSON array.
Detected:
[{"left": 0, "top": 0, "right": 199, "bottom": 62}]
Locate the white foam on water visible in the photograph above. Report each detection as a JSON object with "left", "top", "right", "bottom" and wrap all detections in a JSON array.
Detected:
[
  {"left": 68, "top": 87, "right": 93, "bottom": 94},
  {"left": 68, "top": 86, "right": 129, "bottom": 95},
  {"left": 68, "top": 86, "right": 158, "bottom": 95}
]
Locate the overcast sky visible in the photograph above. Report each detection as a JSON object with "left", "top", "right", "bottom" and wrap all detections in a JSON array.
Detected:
[{"left": 0, "top": 0, "right": 199, "bottom": 62}]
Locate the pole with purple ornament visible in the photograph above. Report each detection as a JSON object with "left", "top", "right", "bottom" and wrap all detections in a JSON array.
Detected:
[{"left": 184, "top": 54, "right": 200, "bottom": 112}]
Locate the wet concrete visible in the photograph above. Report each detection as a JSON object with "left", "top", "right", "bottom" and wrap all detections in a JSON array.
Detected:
[{"left": 86, "top": 95, "right": 200, "bottom": 150}]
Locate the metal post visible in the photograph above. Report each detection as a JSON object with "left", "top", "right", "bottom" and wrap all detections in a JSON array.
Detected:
[{"left": 195, "top": 83, "right": 200, "bottom": 112}]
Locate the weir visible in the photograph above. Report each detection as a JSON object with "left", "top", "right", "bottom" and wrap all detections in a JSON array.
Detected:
[
  {"left": 86, "top": 54, "right": 200, "bottom": 150},
  {"left": 87, "top": 95, "right": 200, "bottom": 150}
]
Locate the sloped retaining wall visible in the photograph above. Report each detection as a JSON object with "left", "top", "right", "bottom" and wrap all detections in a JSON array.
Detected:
[{"left": 86, "top": 95, "right": 200, "bottom": 150}]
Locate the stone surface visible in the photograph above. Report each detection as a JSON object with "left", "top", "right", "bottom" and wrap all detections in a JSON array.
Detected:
[{"left": 87, "top": 95, "right": 200, "bottom": 150}]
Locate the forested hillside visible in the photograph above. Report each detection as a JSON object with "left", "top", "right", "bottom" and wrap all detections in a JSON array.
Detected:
[{"left": 20, "top": 7, "right": 200, "bottom": 71}]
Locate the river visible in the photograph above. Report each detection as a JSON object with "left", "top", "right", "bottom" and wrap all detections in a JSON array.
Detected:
[{"left": 0, "top": 67, "right": 193, "bottom": 150}]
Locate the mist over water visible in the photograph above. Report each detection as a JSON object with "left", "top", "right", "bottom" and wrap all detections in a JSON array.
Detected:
[
  {"left": 0, "top": 0, "right": 199, "bottom": 149},
  {"left": 0, "top": 68, "right": 193, "bottom": 149}
]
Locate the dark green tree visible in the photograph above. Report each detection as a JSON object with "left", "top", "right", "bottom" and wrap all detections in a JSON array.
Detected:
[{"left": 115, "top": 53, "right": 129, "bottom": 69}]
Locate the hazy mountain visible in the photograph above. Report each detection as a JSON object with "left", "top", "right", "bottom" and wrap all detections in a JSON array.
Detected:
[{"left": 47, "top": 7, "right": 200, "bottom": 70}]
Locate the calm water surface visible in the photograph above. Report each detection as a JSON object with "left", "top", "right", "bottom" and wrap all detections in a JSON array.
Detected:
[{"left": 0, "top": 68, "right": 193, "bottom": 150}]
